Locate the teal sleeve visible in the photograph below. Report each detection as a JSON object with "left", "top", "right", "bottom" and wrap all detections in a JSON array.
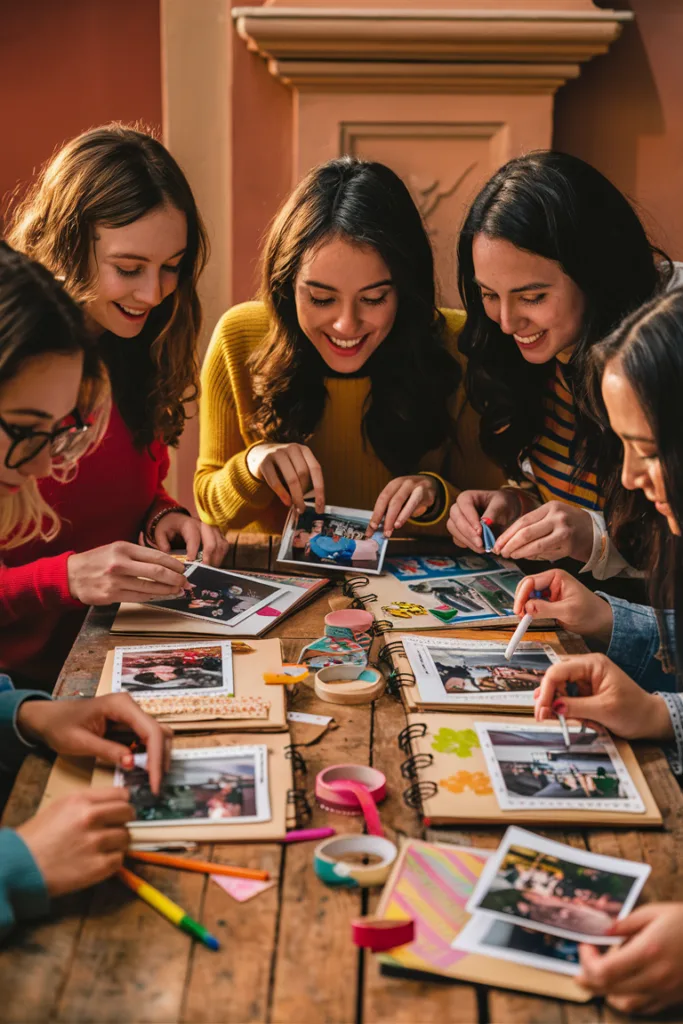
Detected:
[
  {"left": 0, "top": 828, "right": 49, "bottom": 940},
  {"left": 0, "top": 688, "right": 51, "bottom": 775}
]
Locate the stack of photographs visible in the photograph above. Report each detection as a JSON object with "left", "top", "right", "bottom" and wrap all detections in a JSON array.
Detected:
[
  {"left": 278, "top": 501, "right": 389, "bottom": 575},
  {"left": 455, "top": 827, "right": 650, "bottom": 977},
  {"left": 402, "top": 636, "right": 560, "bottom": 712},
  {"left": 115, "top": 745, "right": 271, "bottom": 827}
]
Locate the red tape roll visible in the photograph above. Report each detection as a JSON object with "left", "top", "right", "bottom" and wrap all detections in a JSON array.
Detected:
[{"left": 351, "top": 916, "right": 415, "bottom": 952}]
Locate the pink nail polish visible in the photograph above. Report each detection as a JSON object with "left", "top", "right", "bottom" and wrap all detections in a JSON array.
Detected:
[{"left": 553, "top": 700, "right": 567, "bottom": 714}]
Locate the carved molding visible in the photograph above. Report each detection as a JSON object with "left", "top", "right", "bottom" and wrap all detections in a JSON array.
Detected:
[{"left": 233, "top": 6, "right": 632, "bottom": 92}]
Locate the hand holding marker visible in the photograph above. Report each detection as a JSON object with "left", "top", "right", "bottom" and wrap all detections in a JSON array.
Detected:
[{"left": 507, "top": 579, "right": 573, "bottom": 748}]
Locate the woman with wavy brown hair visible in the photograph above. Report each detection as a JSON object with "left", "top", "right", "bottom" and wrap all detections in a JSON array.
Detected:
[
  {"left": 3, "top": 124, "right": 227, "bottom": 687},
  {"left": 195, "top": 157, "right": 503, "bottom": 536}
]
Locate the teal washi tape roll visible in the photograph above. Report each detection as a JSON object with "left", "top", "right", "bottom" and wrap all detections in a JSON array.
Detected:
[{"left": 313, "top": 835, "right": 398, "bottom": 889}]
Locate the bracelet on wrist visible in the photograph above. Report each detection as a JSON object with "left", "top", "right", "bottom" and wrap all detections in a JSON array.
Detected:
[{"left": 145, "top": 505, "right": 191, "bottom": 545}]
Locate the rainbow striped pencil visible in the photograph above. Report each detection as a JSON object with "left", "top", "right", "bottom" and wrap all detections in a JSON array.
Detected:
[{"left": 117, "top": 867, "right": 220, "bottom": 950}]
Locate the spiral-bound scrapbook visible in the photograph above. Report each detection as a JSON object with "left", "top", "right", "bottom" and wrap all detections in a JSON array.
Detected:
[
  {"left": 377, "top": 630, "right": 568, "bottom": 714},
  {"left": 396, "top": 713, "right": 662, "bottom": 827},
  {"left": 40, "top": 728, "right": 307, "bottom": 841}
]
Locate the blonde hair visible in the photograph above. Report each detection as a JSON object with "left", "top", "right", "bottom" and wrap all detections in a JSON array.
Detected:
[
  {"left": 7, "top": 123, "right": 206, "bottom": 449},
  {"left": 0, "top": 244, "right": 109, "bottom": 549}
]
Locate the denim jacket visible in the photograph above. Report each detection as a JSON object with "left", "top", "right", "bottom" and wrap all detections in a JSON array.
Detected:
[{"left": 602, "top": 594, "right": 683, "bottom": 774}]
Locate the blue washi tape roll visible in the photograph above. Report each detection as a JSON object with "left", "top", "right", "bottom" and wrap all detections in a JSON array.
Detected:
[{"left": 313, "top": 835, "right": 398, "bottom": 888}]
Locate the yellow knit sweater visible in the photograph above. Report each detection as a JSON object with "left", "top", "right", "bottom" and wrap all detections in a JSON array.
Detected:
[{"left": 194, "top": 302, "right": 505, "bottom": 534}]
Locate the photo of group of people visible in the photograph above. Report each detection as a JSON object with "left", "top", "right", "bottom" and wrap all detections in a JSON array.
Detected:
[
  {"left": 386, "top": 553, "right": 507, "bottom": 581},
  {"left": 112, "top": 641, "right": 234, "bottom": 698},
  {"left": 467, "top": 828, "right": 650, "bottom": 945},
  {"left": 117, "top": 746, "right": 271, "bottom": 826},
  {"left": 406, "top": 568, "right": 523, "bottom": 623},
  {"left": 151, "top": 564, "right": 286, "bottom": 627},
  {"left": 476, "top": 724, "right": 645, "bottom": 812},
  {"left": 403, "top": 637, "right": 559, "bottom": 708},
  {"left": 278, "top": 502, "right": 388, "bottom": 574}
]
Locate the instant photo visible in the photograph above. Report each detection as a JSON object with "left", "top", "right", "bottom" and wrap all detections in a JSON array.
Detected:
[
  {"left": 454, "top": 914, "right": 581, "bottom": 977},
  {"left": 403, "top": 637, "right": 559, "bottom": 707},
  {"left": 115, "top": 745, "right": 271, "bottom": 826},
  {"left": 151, "top": 563, "right": 286, "bottom": 627},
  {"left": 405, "top": 568, "right": 523, "bottom": 623},
  {"left": 278, "top": 502, "right": 388, "bottom": 574},
  {"left": 467, "top": 826, "right": 650, "bottom": 944},
  {"left": 112, "top": 641, "right": 234, "bottom": 699},
  {"left": 476, "top": 723, "right": 645, "bottom": 813}
]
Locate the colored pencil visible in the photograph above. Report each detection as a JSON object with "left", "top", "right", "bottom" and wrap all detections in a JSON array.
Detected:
[
  {"left": 127, "top": 850, "right": 269, "bottom": 881},
  {"left": 117, "top": 867, "right": 220, "bottom": 950}
]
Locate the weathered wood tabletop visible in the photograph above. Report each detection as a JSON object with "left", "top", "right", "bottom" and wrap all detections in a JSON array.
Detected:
[{"left": 2, "top": 532, "right": 683, "bottom": 1024}]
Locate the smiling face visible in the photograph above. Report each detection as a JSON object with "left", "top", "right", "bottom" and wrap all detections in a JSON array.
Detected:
[
  {"left": 602, "top": 359, "right": 679, "bottom": 536},
  {"left": 0, "top": 351, "right": 84, "bottom": 495},
  {"left": 85, "top": 204, "right": 187, "bottom": 338},
  {"left": 472, "top": 234, "right": 586, "bottom": 363},
  {"left": 294, "top": 235, "right": 398, "bottom": 373}
]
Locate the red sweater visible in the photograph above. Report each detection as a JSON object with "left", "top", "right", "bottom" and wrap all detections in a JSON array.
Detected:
[{"left": 0, "top": 404, "right": 177, "bottom": 688}]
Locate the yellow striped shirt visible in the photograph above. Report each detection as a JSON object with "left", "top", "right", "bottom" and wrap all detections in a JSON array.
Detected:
[{"left": 527, "top": 359, "right": 602, "bottom": 511}]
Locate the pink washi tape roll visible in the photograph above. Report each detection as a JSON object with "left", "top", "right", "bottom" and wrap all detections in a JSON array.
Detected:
[
  {"left": 324, "top": 609, "right": 374, "bottom": 653},
  {"left": 315, "top": 765, "right": 387, "bottom": 836},
  {"left": 351, "top": 916, "right": 415, "bottom": 952}
]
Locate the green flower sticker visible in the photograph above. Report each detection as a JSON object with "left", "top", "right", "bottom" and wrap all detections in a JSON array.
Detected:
[{"left": 431, "top": 727, "right": 480, "bottom": 758}]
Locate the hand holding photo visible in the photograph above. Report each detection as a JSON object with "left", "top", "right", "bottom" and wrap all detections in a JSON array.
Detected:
[
  {"left": 475, "top": 722, "right": 645, "bottom": 813},
  {"left": 150, "top": 563, "right": 287, "bottom": 627},
  {"left": 115, "top": 746, "right": 271, "bottom": 826},
  {"left": 278, "top": 502, "right": 388, "bottom": 574},
  {"left": 466, "top": 826, "right": 650, "bottom": 945},
  {"left": 403, "top": 637, "right": 559, "bottom": 707},
  {"left": 112, "top": 641, "right": 234, "bottom": 699}
]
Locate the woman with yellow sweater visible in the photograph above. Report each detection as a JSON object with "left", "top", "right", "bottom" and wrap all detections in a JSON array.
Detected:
[{"left": 195, "top": 158, "right": 503, "bottom": 536}]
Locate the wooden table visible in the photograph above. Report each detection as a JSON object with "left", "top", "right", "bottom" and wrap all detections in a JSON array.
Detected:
[{"left": 2, "top": 533, "right": 683, "bottom": 1024}]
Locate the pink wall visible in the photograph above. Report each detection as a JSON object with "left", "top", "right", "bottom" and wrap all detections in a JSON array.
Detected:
[
  {"left": 555, "top": 0, "right": 683, "bottom": 260},
  {"left": 0, "top": 0, "right": 162, "bottom": 225}
]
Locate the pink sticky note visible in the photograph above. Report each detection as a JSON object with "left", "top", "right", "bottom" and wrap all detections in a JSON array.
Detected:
[
  {"left": 211, "top": 875, "right": 276, "bottom": 902},
  {"left": 256, "top": 606, "right": 281, "bottom": 617}
]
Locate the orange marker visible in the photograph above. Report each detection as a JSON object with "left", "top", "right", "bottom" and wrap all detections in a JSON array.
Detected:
[{"left": 127, "top": 850, "right": 269, "bottom": 881}]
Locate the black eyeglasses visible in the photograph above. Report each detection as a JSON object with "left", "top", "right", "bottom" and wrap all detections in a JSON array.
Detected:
[{"left": 0, "top": 408, "right": 91, "bottom": 470}]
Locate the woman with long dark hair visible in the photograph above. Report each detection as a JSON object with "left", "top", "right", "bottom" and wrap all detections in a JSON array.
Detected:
[
  {"left": 447, "top": 151, "right": 675, "bottom": 578},
  {"left": 527, "top": 289, "right": 683, "bottom": 1016},
  {"left": 0, "top": 244, "right": 170, "bottom": 940},
  {"left": 194, "top": 157, "right": 503, "bottom": 536},
  {"left": 4, "top": 124, "right": 227, "bottom": 687}
]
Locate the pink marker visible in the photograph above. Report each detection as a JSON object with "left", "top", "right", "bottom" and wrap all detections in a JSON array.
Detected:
[{"left": 283, "top": 828, "right": 336, "bottom": 843}]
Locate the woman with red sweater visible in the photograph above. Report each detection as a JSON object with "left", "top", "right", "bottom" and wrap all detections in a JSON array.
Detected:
[{"left": 4, "top": 125, "right": 227, "bottom": 687}]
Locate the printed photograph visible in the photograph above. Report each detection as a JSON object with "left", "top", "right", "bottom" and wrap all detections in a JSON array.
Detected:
[
  {"left": 151, "top": 564, "right": 285, "bottom": 627},
  {"left": 403, "top": 637, "right": 559, "bottom": 707},
  {"left": 468, "top": 827, "right": 650, "bottom": 943},
  {"left": 407, "top": 569, "right": 523, "bottom": 622},
  {"left": 278, "top": 502, "right": 388, "bottom": 574},
  {"left": 112, "top": 641, "right": 234, "bottom": 698},
  {"left": 387, "top": 553, "right": 504, "bottom": 581},
  {"left": 454, "top": 915, "right": 580, "bottom": 977},
  {"left": 118, "top": 746, "right": 271, "bottom": 826},
  {"left": 476, "top": 723, "right": 644, "bottom": 812}
]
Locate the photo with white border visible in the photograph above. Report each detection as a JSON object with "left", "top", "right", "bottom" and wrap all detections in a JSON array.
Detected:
[
  {"left": 150, "top": 563, "right": 288, "bottom": 627},
  {"left": 476, "top": 723, "right": 645, "bottom": 813},
  {"left": 277, "top": 501, "right": 388, "bottom": 575},
  {"left": 115, "top": 745, "right": 271, "bottom": 826},
  {"left": 402, "top": 636, "right": 560, "bottom": 707},
  {"left": 466, "top": 826, "right": 650, "bottom": 945},
  {"left": 112, "top": 641, "right": 234, "bottom": 699},
  {"left": 453, "top": 914, "right": 581, "bottom": 977}
]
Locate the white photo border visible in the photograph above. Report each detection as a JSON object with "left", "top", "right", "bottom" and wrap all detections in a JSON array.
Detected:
[
  {"left": 112, "top": 640, "right": 234, "bottom": 699},
  {"left": 476, "top": 722, "right": 645, "bottom": 814},
  {"left": 466, "top": 825, "right": 650, "bottom": 945},
  {"left": 453, "top": 914, "right": 581, "bottom": 977}
]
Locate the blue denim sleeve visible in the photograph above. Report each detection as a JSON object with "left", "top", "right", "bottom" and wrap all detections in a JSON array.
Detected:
[
  {"left": 601, "top": 594, "right": 677, "bottom": 694},
  {"left": 0, "top": 829, "right": 50, "bottom": 941}
]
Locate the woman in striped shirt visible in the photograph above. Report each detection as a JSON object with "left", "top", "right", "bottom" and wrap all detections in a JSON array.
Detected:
[{"left": 448, "top": 151, "right": 675, "bottom": 578}]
